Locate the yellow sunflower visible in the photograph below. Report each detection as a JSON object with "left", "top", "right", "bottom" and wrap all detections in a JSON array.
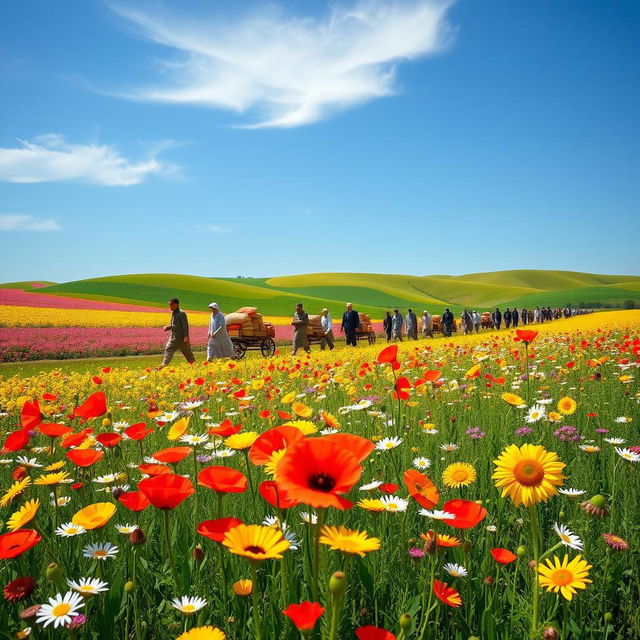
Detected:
[
  {"left": 537, "top": 554, "right": 592, "bottom": 600},
  {"left": 0, "top": 477, "right": 31, "bottom": 508},
  {"left": 492, "top": 444, "right": 565, "bottom": 507},
  {"left": 223, "top": 524, "right": 290, "bottom": 562},
  {"left": 319, "top": 525, "right": 380, "bottom": 557},
  {"left": 6, "top": 498, "right": 40, "bottom": 531},
  {"left": 442, "top": 462, "right": 477, "bottom": 488},
  {"left": 557, "top": 397, "right": 577, "bottom": 415}
]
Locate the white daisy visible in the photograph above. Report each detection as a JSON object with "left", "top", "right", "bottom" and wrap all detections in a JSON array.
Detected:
[
  {"left": 525, "top": 404, "right": 546, "bottom": 423},
  {"left": 82, "top": 542, "right": 119, "bottom": 561},
  {"left": 604, "top": 438, "right": 626, "bottom": 445},
  {"left": 553, "top": 523, "right": 583, "bottom": 550},
  {"left": 50, "top": 496, "right": 71, "bottom": 507},
  {"left": 615, "top": 417, "right": 631, "bottom": 423},
  {"left": 15, "top": 456, "right": 43, "bottom": 469},
  {"left": 419, "top": 509, "right": 455, "bottom": 520},
  {"left": 67, "top": 577, "right": 109, "bottom": 596},
  {"left": 440, "top": 443, "right": 459, "bottom": 452},
  {"left": 115, "top": 524, "right": 139, "bottom": 535},
  {"left": 359, "top": 480, "right": 384, "bottom": 491},
  {"left": 375, "top": 437, "right": 403, "bottom": 451},
  {"left": 55, "top": 522, "right": 86, "bottom": 537},
  {"left": 379, "top": 496, "right": 409, "bottom": 513},
  {"left": 300, "top": 511, "right": 318, "bottom": 525},
  {"left": 180, "top": 434, "right": 209, "bottom": 445},
  {"left": 35, "top": 591, "right": 84, "bottom": 628},
  {"left": 615, "top": 447, "right": 640, "bottom": 462},
  {"left": 443, "top": 563, "right": 468, "bottom": 578},
  {"left": 413, "top": 457, "right": 431, "bottom": 469},
  {"left": 171, "top": 596, "right": 207, "bottom": 615},
  {"left": 558, "top": 488, "right": 586, "bottom": 497}
]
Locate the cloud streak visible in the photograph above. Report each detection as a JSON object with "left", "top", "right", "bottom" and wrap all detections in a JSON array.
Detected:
[
  {"left": 0, "top": 214, "right": 61, "bottom": 232},
  {"left": 0, "top": 134, "right": 178, "bottom": 185},
  {"left": 110, "top": 0, "right": 455, "bottom": 128}
]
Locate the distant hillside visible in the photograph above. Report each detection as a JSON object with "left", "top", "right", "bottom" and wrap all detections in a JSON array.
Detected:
[{"left": 3, "top": 270, "right": 639, "bottom": 318}]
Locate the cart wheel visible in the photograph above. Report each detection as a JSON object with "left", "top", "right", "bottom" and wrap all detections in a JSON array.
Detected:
[
  {"left": 261, "top": 338, "right": 276, "bottom": 358},
  {"left": 368, "top": 332, "right": 376, "bottom": 345},
  {"left": 233, "top": 341, "right": 247, "bottom": 360}
]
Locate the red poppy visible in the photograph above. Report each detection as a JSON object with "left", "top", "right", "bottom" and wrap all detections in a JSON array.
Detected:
[
  {"left": 355, "top": 626, "right": 396, "bottom": 640},
  {"left": 42, "top": 393, "right": 58, "bottom": 402},
  {"left": 377, "top": 345, "right": 398, "bottom": 364},
  {"left": 379, "top": 483, "right": 398, "bottom": 494},
  {"left": 138, "top": 474, "right": 194, "bottom": 510},
  {"left": 424, "top": 370, "right": 442, "bottom": 382},
  {"left": 198, "top": 466, "right": 248, "bottom": 494},
  {"left": 403, "top": 470, "right": 439, "bottom": 509},
  {"left": 20, "top": 399, "right": 42, "bottom": 431},
  {"left": 197, "top": 518, "right": 243, "bottom": 543},
  {"left": 92, "top": 376, "right": 103, "bottom": 385},
  {"left": 433, "top": 579, "right": 462, "bottom": 607},
  {"left": 152, "top": 446, "right": 193, "bottom": 464},
  {"left": 515, "top": 329, "right": 538, "bottom": 344},
  {"left": 207, "top": 419, "right": 241, "bottom": 437},
  {"left": 322, "top": 433, "right": 374, "bottom": 463},
  {"left": 442, "top": 499, "right": 487, "bottom": 529},
  {"left": 125, "top": 422, "right": 155, "bottom": 441},
  {"left": 259, "top": 481, "right": 300, "bottom": 509},
  {"left": 491, "top": 548, "right": 517, "bottom": 564},
  {"left": 249, "top": 426, "right": 304, "bottom": 466},
  {"left": 276, "top": 437, "right": 363, "bottom": 510},
  {"left": 259, "top": 410, "right": 272, "bottom": 419},
  {"left": 96, "top": 433, "right": 122, "bottom": 448},
  {"left": 282, "top": 601, "right": 325, "bottom": 633},
  {"left": 74, "top": 392, "right": 107, "bottom": 420},
  {"left": 118, "top": 491, "right": 151, "bottom": 512},
  {"left": 3, "top": 576, "right": 37, "bottom": 602},
  {"left": 394, "top": 377, "right": 412, "bottom": 400},
  {"left": 138, "top": 463, "right": 174, "bottom": 476},
  {"left": 37, "top": 423, "right": 73, "bottom": 438},
  {"left": 0, "top": 530, "right": 42, "bottom": 559},
  {"left": 277, "top": 410, "right": 293, "bottom": 421},
  {"left": 60, "top": 429, "right": 92, "bottom": 449},
  {"left": 66, "top": 449, "right": 104, "bottom": 468},
  {"left": 1, "top": 429, "right": 30, "bottom": 454}
]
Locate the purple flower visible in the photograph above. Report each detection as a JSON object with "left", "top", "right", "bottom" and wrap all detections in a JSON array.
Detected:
[
  {"left": 466, "top": 426, "right": 486, "bottom": 440},
  {"left": 595, "top": 428, "right": 609, "bottom": 434},
  {"left": 515, "top": 426, "right": 534, "bottom": 437},
  {"left": 553, "top": 425, "right": 580, "bottom": 442},
  {"left": 409, "top": 548, "right": 425, "bottom": 558}
]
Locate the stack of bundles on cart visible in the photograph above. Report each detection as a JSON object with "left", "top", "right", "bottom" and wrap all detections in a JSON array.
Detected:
[
  {"left": 225, "top": 307, "right": 275, "bottom": 338},
  {"left": 358, "top": 312, "right": 373, "bottom": 334},
  {"left": 307, "top": 314, "right": 325, "bottom": 339}
]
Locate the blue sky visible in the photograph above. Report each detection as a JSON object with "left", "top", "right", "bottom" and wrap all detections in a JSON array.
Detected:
[{"left": 1, "top": 0, "right": 639, "bottom": 282}]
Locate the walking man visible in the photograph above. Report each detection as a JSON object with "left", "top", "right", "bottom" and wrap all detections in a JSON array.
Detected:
[
  {"left": 406, "top": 308, "right": 418, "bottom": 340},
  {"left": 512, "top": 307, "right": 519, "bottom": 327},
  {"left": 341, "top": 303, "right": 360, "bottom": 347},
  {"left": 291, "top": 302, "right": 310, "bottom": 355},
  {"left": 320, "top": 308, "right": 335, "bottom": 350},
  {"left": 421, "top": 310, "right": 433, "bottom": 338},
  {"left": 493, "top": 307, "right": 502, "bottom": 330},
  {"left": 441, "top": 307, "right": 454, "bottom": 337},
  {"left": 383, "top": 311, "right": 393, "bottom": 342},
  {"left": 160, "top": 298, "right": 195, "bottom": 367},
  {"left": 472, "top": 310, "right": 481, "bottom": 332},
  {"left": 391, "top": 308, "right": 403, "bottom": 341},
  {"left": 504, "top": 307, "right": 512, "bottom": 329}
]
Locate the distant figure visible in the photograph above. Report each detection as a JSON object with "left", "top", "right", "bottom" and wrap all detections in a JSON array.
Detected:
[
  {"left": 504, "top": 307, "right": 512, "bottom": 329},
  {"left": 383, "top": 311, "right": 393, "bottom": 342},
  {"left": 521, "top": 307, "right": 528, "bottom": 325},
  {"left": 461, "top": 309, "right": 472, "bottom": 335},
  {"left": 421, "top": 310, "right": 433, "bottom": 338},
  {"left": 207, "top": 302, "right": 234, "bottom": 360},
  {"left": 441, "top": 307, "right": 454, "bottom": 337},
  {"left": 160, "top": 298, "right": 195, "bottom": 367},
  {"left": 512, "top": 307, "right": 519, "bottom": 327},
  {"left": 493, "top": 307, "right": 502, "bottom": 330},
  {"left": 472, "top": 310, "right": 481, "bottom": 333},
  {"left": 406, "top": 308, "right": 418, "bottom": 340},
  {"left": 320, "top": 308, "right": 335, "bottom": 350},
  {"left": 291, "top": 302, "right": 310, "bottom": 355},
  {"left": 391, "top": 308, "right": 403, "bottom": 341},
  {"left": 341, "top": 303, "right": 360, "bottom": 347}
]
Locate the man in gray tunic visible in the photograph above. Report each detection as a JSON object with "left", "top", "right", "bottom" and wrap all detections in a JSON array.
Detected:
[
  {"left": 160, "top": 298, "right": 195, "bottom": 367},
  {"left": 391, "top": 308, "right": 403, "bottom": 341},
  {"left": 406, "top": 308, "right": 418, "bottom": 340},
  {"left": 291, "top": 302, "right": 310, "bottom": 356}
]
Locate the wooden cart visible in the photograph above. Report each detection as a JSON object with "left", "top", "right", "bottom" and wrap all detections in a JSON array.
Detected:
[
  {"left": 356, "top": 327, "right": 377, "bottom": 344},
  {"left": 231, "top": 335, "right": 276, "bottom": 360}
]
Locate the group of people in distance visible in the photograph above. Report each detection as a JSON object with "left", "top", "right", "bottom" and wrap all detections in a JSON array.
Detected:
[{"left": 158, "top": 296, "right": 591, "bottom": 366}]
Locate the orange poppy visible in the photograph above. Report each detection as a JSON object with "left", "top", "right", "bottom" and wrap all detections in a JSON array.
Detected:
[
  {"left": 259, "top": 480, "right": 300, "bottom": 509},
  {"left": 20, "top": 399, "right": 42, "bottom": 430},
  {"left": 424, "top": 370, "right": 442, "bottom": 383},
  {"left": 138, "top": 474, "right": 194, "bottom": 510},
  {"left": 124, "top": 422, "right": 154, "bottom": 441},
  {"left": 96, "top": 433, "right": 122, "bottom": 448},
  {"left": 322, "top": 434, "right": 374, "bottom": 463},
  {"left": 38, "top": 423, "right": 73, "bottom": 438},
  {"left": 207, "top": 419, "right": 242, "bottom": 437},
  {"left": 276, "top": 437, "right": 363, "bottom": 510},
  {"left": 443, "top": 499, "right": 487, "bottom": 529},
  {"left": 197, "top": 517, "right": 243, "bottom": 543},
  {"left": 491, "top": 548, "right": 517, "bottom": 564},
  {"left": 394, "top": 377, "right": 411, "bottom": 400},
  {"left": 404, "top": 470, "right": 439, "bottom": 509},
  {"left": 60, "top": 429, "right": 93, "bottom": 449},
  {"left": 138, "top": 463, "right": 174, "bottom": 476},
  {"left": 118, "top": 491, "right": 151, "bottom": 512},
  {"left": 1, "top": 429, "right": 30, "bottom": 454},
  {"left": 516, "top": 329, "right": 538, "bottom": 344},
  {"left": 0, "top": 529, "right": 41, "bottom": 559},
  {"left": 377, "top": 345, "right": 398, "bottom": 364},
  {"left": 74, "top": 392, "right": 107, "bottom": 420},
  {"left": 277, "top": 410, "right": 293, "bottom": 421},
  {"left": 66, "top": 449, "right": 104, "bottom": 468},
  {"left": 249, "top": 426, "right": 304, "bottom": 466},
  {"left": 152, "top": 446, "right": 193, "bottom": 464},
  {"left": 433, "top": 579, "right": 462, "bottom": 607},
  {"left": 282, "top": 601, "right": 324, "bottom": 633},
  {"left": 198, "top": 466, "right": 248, "bottom": 494}
]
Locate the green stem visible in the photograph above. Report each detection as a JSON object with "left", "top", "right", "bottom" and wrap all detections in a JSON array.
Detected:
[
  {"left": 311, "top": 509, "right": 326, "bottom": 602},
  {"left": 529, "top": 505, "right": 541, "bottom": 639},
  {"left": 163, "top": 509, "right": 179, "bottom": 589},
  {"left": 250, "top": 563, "right": 262, "bottom": 640}
]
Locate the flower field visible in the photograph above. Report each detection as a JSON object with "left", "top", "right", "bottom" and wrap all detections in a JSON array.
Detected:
[{"left": 0, "top": 311, "right": 638, "bottom": 639}]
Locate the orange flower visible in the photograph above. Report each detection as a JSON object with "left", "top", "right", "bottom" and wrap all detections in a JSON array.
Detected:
[
  {"left": 516, "top": 329, "right": 538, "bottom": 343},
  {"left": 491, "top": 548, "right": 517, "bottom": 564},
  {"left": 152, "top": 446, "right": 193, "bottom": 464},
  {"left": 377, "top": 345, "right": 398, "bottom": 364},
  {"left": 66, "top": 449, "right": 104, "bottom": 468},
  {"left": 74, "top": 391, "right": 107, "bottom": 420},
  {"left": 282, "top": 601, "right": 324, "bottom": 633},
  {"left": 404, "top": 470, "right": 439, "bottom": 510},
  {"left": 138, "top": 474, "right": 194, "bottom": 510},
  {"left": 198, "top": 466, "right": 248, "bottom": 494},
  {"left": 38, "top": 423, "right": 73, "bottom": 438},
  {"left": 442, "top": 499, "right": 487, "bottom": 529},
  {"left": 433, "top": 579, "right": 462, "bottom": 607},
  {"left": 249, "top": 426, "right": 304, "bottom": 466}
]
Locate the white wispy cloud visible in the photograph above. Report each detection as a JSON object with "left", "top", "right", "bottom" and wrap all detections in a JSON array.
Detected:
[
  {"left": 0, "top": 214, "right": 61, "bottom": 232},
  {"left": 109, "top": 0, "right": 456, "bottom": 128},
  {"left": 207, "top": 225, "right": 231, "bottom": 233},
  {"left": 0, "top": 134, "right": 179, "bottom": 185}
]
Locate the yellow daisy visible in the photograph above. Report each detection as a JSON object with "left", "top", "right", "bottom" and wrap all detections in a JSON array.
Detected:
[
  {"left": 225, "top": 432, "right": 259, "bottom": 450},
  {"left": 319, "top": 525, "right": 380, "bottom": 557},
  {"left": 0, "top": 477, "right": 31, "bottom": 508},
  {"left": 6, "top": 498, "right": 40, "bottom": 531},
  {"left": 442, "top": 462, "right": 477, "bottom": 488},
  {"left": 34, "top": 471, "right": 70, "bottom": 486},
  {"left": 557, "top": 397, "right": 577, "bottom": 415},
  {"left": 223, "top": 524, "right": 290, "bottom": 562},
  {"left": 357, "top": 498, "right": 386, "bottom": 512},
  {"left": 176, "top": 627, "right": 226, "bottom": 640},
  {"left": 537, "top": 554, "right": 592, "bottom": 600}
]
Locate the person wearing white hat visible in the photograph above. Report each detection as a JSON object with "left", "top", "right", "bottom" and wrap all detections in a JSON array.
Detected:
[
  {"left": 207, "top": 302, "right": 234, "bottom": 360},
  {"left": 320, "top": 307, "right": 335, "bottom": 350}
]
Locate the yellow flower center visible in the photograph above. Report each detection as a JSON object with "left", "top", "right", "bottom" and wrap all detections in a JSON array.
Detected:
[
  {"left": 452, "top": 469, "right": 469, "bottom": 482},
  {"left": 513, "top": 459, "right": 544, "bottom": 486},
  {"left": 52, "top": 603, "right": 71, "bottom": 617},
  {"left": 551, "top": 569, "right": 574, "bottom": 586},
  {"left": 182, "top": 604, "right": 196, "bottom": 612},
  {"left": 94, "top": 550, "right": 107, "bottom": 557}
]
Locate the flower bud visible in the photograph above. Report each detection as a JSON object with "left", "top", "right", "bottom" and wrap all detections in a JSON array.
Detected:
[
  {"left": 124, "top": 581, "right": 135, "bottom": 594},
  {"left": 604, "top": 612, "right": 613, "bottom": 623},
  {"left": 399, "top": 613, "right": 411, "bottom": 630},
  {"left": 516, "top": 545, "right": 526, "bottom": 557},
  {"left": 483, "top": 576, "right": 495, "bottom": 586},
  {"left": 102, "top": 416, "right": 112, "bottom": 428},
  {"left": 542, "top": 625, "right": 559, "bottom": 640},
  {"left": 193, "top": 544, "right": 205, "bottom": 564},
  {"left": 463, "top": 540, "right": 472, "bottom": 553},
  {"left": 329, "top": 571, "right": 346, "bottom": 598},
  {"left": 129, "top": 528, "right": 146, "bottom": 546},
  {"left": 424, "top": 533, "right": 438, "bottom": 555},
  {"left": 46, "top": 563, "right": 62, "bottom": 583},
  {"left": 233, "top": 579, "right": 253, "bottom": 596}
]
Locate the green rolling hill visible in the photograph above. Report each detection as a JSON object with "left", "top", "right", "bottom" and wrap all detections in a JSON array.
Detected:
[{"left": 2, "top": 270, "right": 639, "bottom": 318}]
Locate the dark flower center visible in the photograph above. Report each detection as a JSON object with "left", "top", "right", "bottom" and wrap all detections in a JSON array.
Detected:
[
  {"left": 245, "top": 545, "right": 266, "bottom": 555},
  {"left": 308, "top": 472, "right": 336, "bottom": 493}
]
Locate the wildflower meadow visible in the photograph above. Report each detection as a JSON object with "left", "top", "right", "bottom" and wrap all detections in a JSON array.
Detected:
[{"left": 0, "top": 311, "right": 639, "bottom": 640}]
